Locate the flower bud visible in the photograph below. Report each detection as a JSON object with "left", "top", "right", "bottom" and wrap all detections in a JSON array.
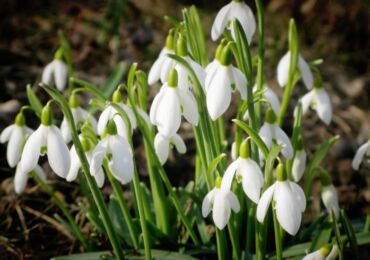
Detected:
[
  {"left": 112, "top": 88, "right": 123, "bottom": 103},
  {"left": 176, "top": 34, "right": 188, "bottom": 57},
  {"left": 165, "top": 29, "right": 175, "bottom": 51},
  {"left": 54, "top": 48, "right": 64, "bottom": 61}
]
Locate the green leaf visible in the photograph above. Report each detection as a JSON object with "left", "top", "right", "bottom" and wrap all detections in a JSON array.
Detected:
[
  {"left": 263, "top": 144, "right": 282, "bottom": 186},
  {"left": 102, "top": 61, "right": 128, "bottom": 97},
  {"left": 304, "top": 135, "right": 340, "bottom": 197},
  {"left": 26, "top": 84, "right": 43, "bottom": 117},
  {"left": 232, "top": 119, "right": 269, "bottom": 158},
  {"left": 69, "top": 78, "right": 106, "bottom": 102},
  {"left": 127, "top": 62, "right": 138, "bottom": 91},
  {"left": 207, "top": 153, "right": 227, "bottom": 178},
  {"left": 310, "top": 217, "right": 333, "bottom": 251},
  {"left": 340, "top": 210, "right": 359, "bottom": 258}
]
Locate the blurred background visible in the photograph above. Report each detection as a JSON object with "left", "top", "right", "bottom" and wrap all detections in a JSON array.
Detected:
[{"left": 0, "top": 0, "right": 369, "bottom": 258}]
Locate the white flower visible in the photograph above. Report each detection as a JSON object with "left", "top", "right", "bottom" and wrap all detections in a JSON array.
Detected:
[
  {"left": 206, "top": 46, "right": 247, "bottom": 120},
  {"left": 259, "top": 109, "right": 293, "bottom": 159},
  {"left": 154, "top": 133, "right": 186, "bottom": 165},
  {"left": 67, "top": 143, "right": 105, "bottom": 188},
  {"left": 90, "top": 122, "right": 134, "bottom": 185},
  {"left": 150, "top": 69, "right": 198, "bottom": 138},
  {"left": 20, "top": 105, "right": 70, "bottom": 178},
  {"left": 292, "top": 149, "right": 307, "bottom": 182},
  {"left": 352, "top": 140, "right": 370, "bottom": 170},
  {"left": 175, "top": 56, "right": 206, "bottom": 91},
  {"left": 14, "top": 164, "right": 46, "bottom": 194},
  {"left": 299, "top": 87, "right": 332, "bottom": 125},
  {"left": 222, "top": 140, "right": 264, "bottom": 203},
  {"left": 277, "top": 52, "right": 313, "bottom": 89},
  {"left": 257, "top": 165, "right": 306, "bottom": 236},
  {"left": 303, "top": 245, "right": 338, "bottom": 260},
  {"left": 302, "top": 250, "right": 326, "bottom": 260},
  {"left": 326, "top": 245, "right": 339, "bottom": 260},
  {"left": 42, "top": 60, "right": 68, "bottom": 91},
  {"left": 148, "top": 47, "right": 176, "bottom": 85},
  {"left": 321, "top": 184, "right": 339, "bottom": 219},
  {"left": 231, "top": 142, "right": 237, "bottom": 161},
  {"left": 61, "top": 106, "right": 97, "bottom": 143},
  {"left": 211, "top": 0, "right": 256, "bottom": 43},
  {"left": 0, "top": 114, "right": 33, "bottom": 168},
  {"left": 202, "top": 178, "right": 240, "bottom": 230}
]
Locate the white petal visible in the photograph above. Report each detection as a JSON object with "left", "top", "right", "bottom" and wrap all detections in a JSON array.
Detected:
[
  {"left": 113, "top": 115, "right": 129, "bottom": 139},
  {"left": 78, "top": 108, "right": 98, "bottom": 132},
  {"left": 160, "top": 57, "right": 176, "bottom": 83},
  {"left": 188, "top": 58, "right": 206, "bottom": 91},
  {"left": 20, "top": 125, "right": 44, "bottom": 174},
  {"left": 41, "top": 62, "right": 54, "bottom": 85},
  {"left": 231, "top": 142, "right": 237, "bottom": 161},
  {"left": 352, "top": 142, "right": 370, "bottom": 170},
  {"left": 273, "top": 125, "right": 293, "bottom": 159},
  {"left": 121, "top": 104, "right": 137, "bottom": 130},
  {"left": 315, "top": 89, "right": 332, "bottom": 125},
  {"left": 94, "top": 169, "right": 105, "bottom": 188},
  {"left": 239, "top": 158, "right": 264, "bottom": 203},
  {"left": 136, "top": 108, "right": 152, "bottom": 128},
  {"left": 289, "top": 181, "right": 306, "bottom": 212},
  {"left": 205, "top": 60, "right": 219, "bottom": 94},
  {"left": 321, "top": 185, "right": 339, "bottom": 219},
  {"left": 226, "top": 190, "right": 240, "bottom": 213},
  {"left": 326, "top": 245, "right": 339, "bottom": 260},
  {"left": 172, "top": 134, "right": 186, "bottom": 154},
  {"left": 231, "top": 66, "right": 247, "bottom": 100},
  {"left": 229, "top": 2, "right": 256, "bottom": 43},
  {"left": 202, "top": 188, "right": 216, "bottom": 217},
  {"left": 66, "top": 145, "right": 81, "bottom": 182},
  {"left": 300, "top": 91, "right": 315, "bottom": 116},
  {"left": 274, "top": 181, "right": 301, "bottom": 235},
  {"left": 108, "top": 136, "right": 134, "bottom": 184},
  {"left": 212, "top": 189, "right": 231, "bottom": 229},
  {"left": 176, "top": 63, "right": 191, "bottom": 91},
  {"left": 54, "top": 60, "right": 68, "bottom": 91},
  {"left": 177, "top": 88, "right": 199, "bottom": 126},
  {"left": 259, "top": 123, "right": 273, "bottom": 156},
  {"left": 263, "top": 87, "right": 281, "bottom": 116},
  {"left": 211, "top": 3, "right": 231, "bottom": 41},
  {"left": 7, "top": 126, "right": 24, "bottom": 167},
  {"left": 90, "top": 140, "right": 107, "bottom": 177},
  {"left": 302, "top": 251, "right": 325, "bottom": 260},
  {"left": 60, "top": 117, "right": 72, "bottom": 143},
  {"left": 14, "top": 164, "right": 28, "bottom": 194},
  {"left": 277, "top": 52, "right": 290, "bottom": 87},
  {"left": 148, "top": 54, "right": 166, "bottom": 85},
  {"left": 150, "top": 86, "right": 166, "bottom": 124},
  {"left": 47, "top": 126, "right": 71, "bottom": 178},
  {"left": 256, "top": 183, "right": 276, "bottom": 223},
  {"left": 298, "top": 55, "right": 313, "bottom": 90},
  {"left": 292, "top": 149, "right": 307, "bottom": 182},
  {"left": 0, "top": 124, "right": 15, "bottom": 143},
  {"left": 154, "top": 133, "right": 170, "bottom": 165},
  {"left": 206, "top": 66, "right": 232, "bottom": 120},
  {"left": 221, "top": 159, "right": 239, "bottom": 190},
  {"left": 34, "top": 164, "right": 47, "bottom": 181},
  {"left": 97, "top": 106, "right": 113, "bottom": 135}
]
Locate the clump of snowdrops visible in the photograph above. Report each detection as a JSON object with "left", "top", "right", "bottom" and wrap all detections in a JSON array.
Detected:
[{"left": 2, "top": 0, "right": 369, "bottom": 259}]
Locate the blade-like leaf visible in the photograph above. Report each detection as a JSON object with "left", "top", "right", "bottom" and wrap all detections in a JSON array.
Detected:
[{"left": 26, "top": 84, "right": 43, "bottom": 117}]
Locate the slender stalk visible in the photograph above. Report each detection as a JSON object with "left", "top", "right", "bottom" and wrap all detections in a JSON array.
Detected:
[
  {"left": 32, "top": 172, "right": 90, "bottom": 251},
  {"left": 272, "top": 203, "right": 283, "bottom": 260},
  {"left": 216, "top": 229, "right": 227, "bottom": 260},
  {"left": 228, "top": 221, "right": 241, "bottom": 260}
]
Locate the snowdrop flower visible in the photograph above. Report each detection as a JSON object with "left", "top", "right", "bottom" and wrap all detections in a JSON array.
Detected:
[
  {"left": 67, "top": 136, "right": 105, "bottom": 188},
  {"left": 206, "top": 45, "right": 247, "bottom": 120},
  {"left": 19, "top": 104, "right": 70, "bottom": 178},
  {"left": 257, "top": 164, "right": 306, "bottom": 235},
  {"left": 154, "top": 132, "right": 186, "bottom": 165},
  {"left": 148, "top": 29, "right": 176, "bottom": 85},
  {"left": 352, "top": 138, "right": 370, "bottom": 170},
  {"left": 90, "top": 120, "right": 134, "bottom": 185},
  {"left": 303, "top": 244, "right": 338, "bottom": 260},
  {"left": 150, "top": 68, "right": 198, "bottom": 138},
  {"left": 277, "top": 51, "right": 313, "bottom": 89},
  {"left": 320, "top": 171, "right": 339, "bottom": 219},
  {"left": 14, "top": 164, "right": 46, "bottom": 194},
  {"left": 299, "top": 85, "right": 332, "bottom": 125},
  {"left": 0, "top": 112, "right": 33, "bottom": 168},
  {"left": 259, "top": 108, "right": 293, "bottom": 159},
  {"left": 292, "top": 136, "right": 307, "bottom": 182},
  {"left": 42, "top": 49, "right": 68, "bottom": 91},
  {"left": 211, "top": 0, "right": 256, "bottom": 43},
  {"left": 222, "top": 139, "right": 264, "bottom": 203},
  {"left": 202, "top": 176, "right": 240, "bottom": 229},
  {"left": 60, "top": 94, "right": 97, "bottom": 143},
  {"left": 173, "top": 35, "right": 206, "bottom": 91}
]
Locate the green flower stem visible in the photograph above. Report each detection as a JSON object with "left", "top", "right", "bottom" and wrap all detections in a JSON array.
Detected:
[
  {"left": 103, "top": 162, "right": 139, "bottom": 249},
  {"left": 228, "top": 221, "right": 241, "bottom": 260},
  {"left": 216, "top": 228, "right": 228, "bottom": 260},
  {"left": 272, "top": 202, "right": 283, "bottom": 260},
  {"left": 32, "top": 172, "right": 90, "bottom": 251},
  {"left": 41, "top": 84, "right": 124, "bottom": 259}
]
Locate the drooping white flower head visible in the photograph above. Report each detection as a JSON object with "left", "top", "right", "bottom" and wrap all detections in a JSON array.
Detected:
[
  {"left": 14, "top": 164, "right": 46, "bottom": 194},
  {"left": 259, "top": 108, "right": 293, "bottom": 159},
  {"left": 150, "top": 68, "right": 198, "bottom": 138},
  {"left": 202, "top": 176, "right": 240, "bottom": 230},
  {"left": 0, "top": 112, "right": 33, "bottom": 168},
  {"left": 90, "top": 120, "right": 134, "bottom": 185},
  {"left": 277, "top": 51, "right": 313, "bottom": 89},
  {"left": 42, "top": 49, "right": 68, "bottom": 91},
  {"left": 257, "top": 164, "right": 306, "bottom": 235},
  {"left": 154, "top": 132, "right": 186, "bottom": 165},
  {"left": 211, "top": 0, "right": 256, "bottom": 43},
  {"left": 206, "top": 44, "right": 247, "bottom": 120},
  {"left": 222, "top": 139, "right": 264, "bottom": 203},
  {"left": 320, "top": 171, "right": 339, "bottom": 219},
  {"left": 299, "top": 86, "right": 332, "bottom": 125},
  {"left": 66, "top": 136, "right": 105, "bottom": 188},
  {"left": 243, "top": 84, "right": 281, "bottom": 121},
  {"left": 352, "top": 139, "right": 370, "bottom": 170},
  {"left": 303, "top": 244, "right": 339, "bottom": 260},
  {"left": 148, "top": 29, "right": 176, "bottom": 85},
  {"left": 61, "top": 94, "right": 97, "bottom": 143},
  {"left": 19, "top": 104, "right": 71, "bottom": 179},
  {"left": 292, "top": 136, "right": 307, "bottom": 182}
]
